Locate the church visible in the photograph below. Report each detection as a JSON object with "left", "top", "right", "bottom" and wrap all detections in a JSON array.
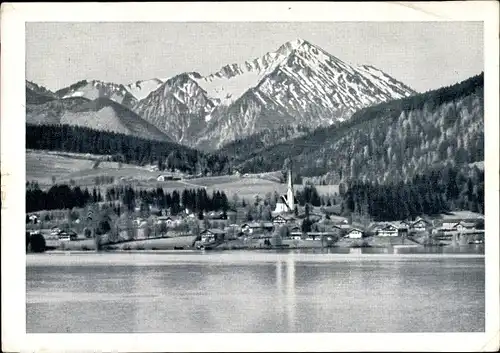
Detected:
[{"left": 274, "top": 167, "right": 297, "bottom": 214}]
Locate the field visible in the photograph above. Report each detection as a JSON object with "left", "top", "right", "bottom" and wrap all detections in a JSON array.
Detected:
[{"left": 27, "top": 150, "right": 340, "bottom": 199}]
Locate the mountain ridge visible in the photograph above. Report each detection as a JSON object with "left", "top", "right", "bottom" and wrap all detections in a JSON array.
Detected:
[
  {"left": 26, "top": 92, "right": 172, "bottom": 142},
  {"left": 132, "top": 38, "right": 415, "bottom": 149}
]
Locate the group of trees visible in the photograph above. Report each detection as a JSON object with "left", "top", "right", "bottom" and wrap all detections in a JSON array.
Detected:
[
  {"left": 341, "top": 164, "right": 484, "bottom": 221},
  {"left": 104, "top": 185, "right": 230, "bottom": 216},
  {"left": 26, "top": 182, "right": 102, "bottom": 212},
  {"left": 295, "top": 183, "right": 322, "bottom": 207},
  {"left": 26, "top": 124, "right": 232, "bottom": 175}
]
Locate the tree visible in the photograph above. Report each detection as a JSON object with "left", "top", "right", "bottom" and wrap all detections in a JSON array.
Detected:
[
  {"left": 301, "top": 218, "right": 312, "bottom": 233},
  {"left": 281, "top": 158, "right": 292, "bottom": 183},
  {"left": 273, "top": 226, "right": 288, "bottom": 247},
  {"left": 261, "top": 206, "right": 272, "bottom": 221},
  {"left": 29, "top": 232, "right": 46, "bottom": 253}
]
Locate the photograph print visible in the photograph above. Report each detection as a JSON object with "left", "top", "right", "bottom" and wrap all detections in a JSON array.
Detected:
[{"left": 15, "top": 3, "right": 497, "bottom": 348}]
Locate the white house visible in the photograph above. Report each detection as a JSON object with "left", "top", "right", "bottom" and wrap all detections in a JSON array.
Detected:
[
  {"left": 241, "top": 222, "right": 274, "bottom": 234},
  {"left": 241, "top": 222, "right": 261, "bottom": 234},
  {"left": 200, "top": 229, "right": 226, "bottom": 244},
  {"left": 344, "top": 228, "right": 364, "bottom": 239},
  {"left": 272, "top": 215, "right": 295, "bottom": 225},
  {"left": 410, "top": 218, "right": 430, "bottom": 232},
  {"left": 157, "top": 174, "right": 175, "bottom": 181},
  {"left": 376, "top": 223, "right": 407, "bottom": 237},
  {"left": 157, "top": 216, "right": 179, "bottom": 227},
  {"left": 440, "top": 220, "right": 477, "bottom": 233}
]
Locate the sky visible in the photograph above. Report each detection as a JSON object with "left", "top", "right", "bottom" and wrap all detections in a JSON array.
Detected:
[{"left": 26, "top": 22, "right": 484, "bottom": 93}]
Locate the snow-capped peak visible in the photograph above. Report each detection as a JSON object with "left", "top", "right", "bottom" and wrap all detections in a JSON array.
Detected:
[
  {"left": 132, "top": 38, "right": 415, "bottom": 149},
  {"left": 193, "top": 40, "right": 316, "bottom": 105}
]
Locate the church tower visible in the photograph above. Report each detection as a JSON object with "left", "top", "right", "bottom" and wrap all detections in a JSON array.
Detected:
[{"left": 286, "top": 164, "right": 295, "bottom": 212}]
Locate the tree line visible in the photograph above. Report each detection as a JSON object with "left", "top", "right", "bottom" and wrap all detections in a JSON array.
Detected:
[
  {"left": 26, "top": 182, "right": 102, "bottom": 213},
  {"left": 108, "top": 185, "right": 230, "bottom": 216},
  {"left": 341, "top": 164, "right": 484, "bottom": 221},
  {"left": 26, "top": 181, "right": 231, "bottom": 218},
  {"left": 26, "top": 124, "right": 232, "bottom": 175}
]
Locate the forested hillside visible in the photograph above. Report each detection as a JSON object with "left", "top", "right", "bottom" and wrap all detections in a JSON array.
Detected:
[
  {"left": 26, "top": 124, "right": 231, "bottom": 175},
  {"left": 233, "top": 73, "right": 484, "bottom": 184},
  {"left": 340, "top": 164, "right": 484, "bottom": 221},
  {"left": 219, "top": 125, "right": 311, "bottom": 159}
]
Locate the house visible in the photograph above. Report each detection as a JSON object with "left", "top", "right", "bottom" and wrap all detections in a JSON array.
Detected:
[
  {"left": 157, "top": 174, "right": 174, "bottom": 181},
  {"left": 305, "top": 232, "right": 337, "bottom": 241},
  {"left": 440, "top": 220, "right": 476, "bottom": 233},
  {"left": 261, "top": 222, "right": 274, "bottom": 232},
  {"left": 133, "top": 218, "right": 146, "bottom": 226},
  {"left": 207, "top": 211, "right": 226, "bottom": 220},
  {"left": 336, "top": 222, "right": 351, "bottom": 229},
  {"left": 28, "top": 214, "right": 39, "bottom": 224},
  {"left": 157, "top": 216, "right": 177, "bottom": 226},
  {"left": 241, "top": 222, "right": 262, "bottom": 234},
  {"left": 289, "top": 232, "right": 303, "bottom": 240},
  {"left": 453, "top": 221, "right": 476, "bottom": 231},
  {"left": 344, "top": 228, "right": 364, "bottom": 239},
  {"left": 410, "top": 218, "right": 430, "bottom": 232},
  {"left": 376, "top": 222, "right": 408, "bottom": 237},
  {"left": 200, "top": 228, "right": 226, "bottom": 244},
  {"left": 272, "top": 215, "right": 295, "bottom": 225},
  {"left": 241, "top": 222, "right": 274, "bottom": 234}
]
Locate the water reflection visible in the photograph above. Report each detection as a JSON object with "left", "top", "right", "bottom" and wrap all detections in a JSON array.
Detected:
[
  {"left": 27, "top": 250, "right": 485, "bottom": 333},
  {"left": 285, "top": 255, "right": 296, "bottom": 332}
]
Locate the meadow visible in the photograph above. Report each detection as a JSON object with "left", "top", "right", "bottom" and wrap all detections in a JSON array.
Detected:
[{"left": 27, "top": 150, "right": 340, "bottom": 200}]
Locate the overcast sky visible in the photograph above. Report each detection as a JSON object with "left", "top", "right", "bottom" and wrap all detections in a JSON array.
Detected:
[{"left": 26, "top": 22, "right": 483, "bottom": 93}]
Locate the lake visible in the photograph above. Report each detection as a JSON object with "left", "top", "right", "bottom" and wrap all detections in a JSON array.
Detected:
[{"left": 26, "top": 247, "right": 485, "bottom": 333}]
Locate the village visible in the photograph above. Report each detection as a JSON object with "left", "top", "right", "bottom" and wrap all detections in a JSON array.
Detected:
[{"left": 25, "top": 167, "right": 485, "bottom": 252}]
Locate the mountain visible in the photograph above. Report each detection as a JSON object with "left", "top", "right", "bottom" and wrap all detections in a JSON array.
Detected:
[
  {"left": 125, "top": 78, "right": 164, "bottom": 100},
  {"left": 26, "top": 96, "right": 91, "bottom": 125},
  {"left": 229, "top": 73, "right": 484, "bottom": 183},
  {"left": 55, "top": 80, "right": 138, "bottom": 109},
  {"left": 133, "top": 39, "right": 415, "bottom": 149},
  {"left": 26, "top": 80, "right": 59, "bottom": 104},
  {"left": 132, "top": 73, "right": 216, "bottom": 144},
  {"left": 26, "top": 85, "right": 171, "bottom": 142}
]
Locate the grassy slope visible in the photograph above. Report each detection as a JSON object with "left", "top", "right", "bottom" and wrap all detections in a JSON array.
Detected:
[{"left": 27, "top": 150, "right": 340, "bottom": 200}]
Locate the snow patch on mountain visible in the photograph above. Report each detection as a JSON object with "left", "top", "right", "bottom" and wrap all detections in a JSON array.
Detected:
[
  {"left": 125, "top": 78, "right": 164, "bottom": 100},
  {"left": 194, "top": 39, "right": 307, "bottom": 105}
]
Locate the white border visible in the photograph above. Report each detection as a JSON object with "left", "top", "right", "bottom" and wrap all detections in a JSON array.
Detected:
[{"left": 1, "top": 2, "right": 499, "bottom": 352}]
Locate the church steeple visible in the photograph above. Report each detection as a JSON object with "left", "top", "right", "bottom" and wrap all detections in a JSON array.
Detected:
[{"left": 287, "top": 163, "right": 295, "bottom": 212}]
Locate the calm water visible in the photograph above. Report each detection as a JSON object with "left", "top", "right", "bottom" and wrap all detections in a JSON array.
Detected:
[{"left": 26, "top": 247, "right": 485, "bottom": 333}]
